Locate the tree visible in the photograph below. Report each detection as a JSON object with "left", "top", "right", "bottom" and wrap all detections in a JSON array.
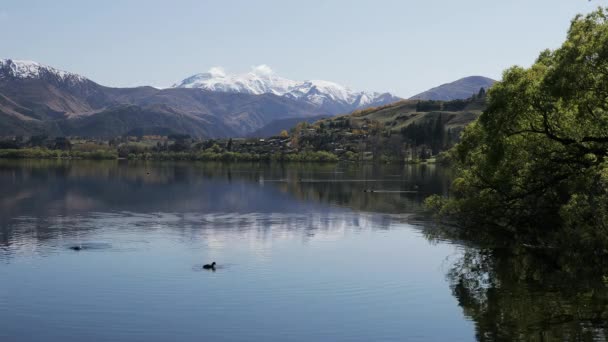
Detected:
[
  {"left": 169, "top": 134, "right": 191, "bottom": 152},
  {"left": 427, "top": 8, "right": 608, "bottom": 248},
  {"left": 29, "top": 134, "right": 48, "bottom": 147},
  {"left": 416, "top": 100, "right": 441, "bottom": 112},
  {"left": 53, "top": 137, "right": 72, "bottom": 151},
  {"left": 0, "top": 139, "right": 20, "bottom": 149},
  {"left": 432, "top": 114, "right": 444, "bottom": 154},
  {"left": 291, "top": 122, "right": 309, "bottom": 149},
  {"left": 477, "top": 87, "right": 486, "bottom": 99},
  {"left": 279, "top": 130, "right": 289, "bottom": 138},
  {"left": 226, "top": 138, "right": 233, "bottom": 152}
]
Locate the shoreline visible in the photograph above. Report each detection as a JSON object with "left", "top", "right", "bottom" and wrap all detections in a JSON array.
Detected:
[{"left": 0, "top": 148, "right": 441, "bottom": 164}]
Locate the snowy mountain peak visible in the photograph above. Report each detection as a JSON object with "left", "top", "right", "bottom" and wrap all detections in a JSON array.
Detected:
[
  {"left": 172, "top": 65, "right": 400, "bottom": 111},
  {"left": 0, "top": 59, "right": 88, "bottom": 83},
  {"left": 172, "top": 65, "right": 297, "bottom": 96}
]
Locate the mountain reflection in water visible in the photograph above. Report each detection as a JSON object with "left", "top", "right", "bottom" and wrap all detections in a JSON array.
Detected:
[{"left": 1, "top": 160, "right": 607, "bottom": 341}]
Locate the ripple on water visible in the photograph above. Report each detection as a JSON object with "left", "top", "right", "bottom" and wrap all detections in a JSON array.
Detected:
[
  {"left": 65, "top": 242, "right": 112, "bottom": 251},
  {"left": 0, "top": 210, "right": 469, "bottom": 341}
]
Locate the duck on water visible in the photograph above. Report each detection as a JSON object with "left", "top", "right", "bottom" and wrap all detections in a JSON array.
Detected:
[{"left": 203, "top": 262, "right": 216, "bottom": 270}]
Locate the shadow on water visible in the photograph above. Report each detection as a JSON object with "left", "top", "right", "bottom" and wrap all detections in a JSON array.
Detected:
[{"left": 66, "top": 242, "right": 112, "bottom": 251}]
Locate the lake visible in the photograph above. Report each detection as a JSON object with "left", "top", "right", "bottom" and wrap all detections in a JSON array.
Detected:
[{"left": 1, "top": 160, "right": 606, "bottom": 341}]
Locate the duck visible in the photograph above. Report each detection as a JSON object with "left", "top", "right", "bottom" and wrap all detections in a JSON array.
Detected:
[
  {"left": 203, "top": 262, "right": 216, "bottom": 270},
  {"left": 70, "top": 245, "right": 83, "bottom": 251}
]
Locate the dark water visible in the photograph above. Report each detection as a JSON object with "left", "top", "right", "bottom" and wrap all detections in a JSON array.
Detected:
[{"left": 0, "top": 160, "right": 606, "bottom": 341}]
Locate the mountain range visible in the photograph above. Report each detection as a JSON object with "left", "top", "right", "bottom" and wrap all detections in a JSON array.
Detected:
[
  {"left": 0, "top": 59, "right": 494, "bottom": 138},
  {"left": 173, "top": 65, "right": 401, "bottom": 114}
]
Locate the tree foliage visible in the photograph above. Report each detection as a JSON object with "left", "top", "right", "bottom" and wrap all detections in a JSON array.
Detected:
[
  {"left": 400, "top": 114, "right": 447, "bottom": 154},
  {"left": 427, "top": 8, "right": 608, "bottom": 248}
]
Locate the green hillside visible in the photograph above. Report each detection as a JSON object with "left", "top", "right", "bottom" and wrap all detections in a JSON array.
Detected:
[
  {"left": 341, "top": 96, "right": 484, "bottom": 131},
  {"left": 288, "top": 91, "right": 487, "bottom": 162}
]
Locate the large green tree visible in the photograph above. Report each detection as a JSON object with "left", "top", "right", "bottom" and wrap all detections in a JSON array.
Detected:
[{"left": 427, "top": 8, "right": 608, "bottom": 249}]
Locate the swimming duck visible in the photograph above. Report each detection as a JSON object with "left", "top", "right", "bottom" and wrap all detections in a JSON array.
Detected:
[
  {"left": 203, "top": 262, "right": 216, "bottom": 270},
  {"left": 70, "top": 245, "right": 83, "bottom": 251}
]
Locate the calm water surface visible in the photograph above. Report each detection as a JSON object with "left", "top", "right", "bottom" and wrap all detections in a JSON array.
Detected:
[{"left": 1, "top": 160, "right": 606, "bottom": 341}]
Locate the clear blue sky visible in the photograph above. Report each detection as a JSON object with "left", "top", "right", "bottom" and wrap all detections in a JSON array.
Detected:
[{"left": 0, "top": 0, "right": 602, "bottom": 97}]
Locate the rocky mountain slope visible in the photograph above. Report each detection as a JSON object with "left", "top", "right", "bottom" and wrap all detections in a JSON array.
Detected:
[
  {"left": 0, "top": 59, "right": 495, "bottom": 138},
  {"left": 0, "top": 59, "right": 327, "bottom": 137},
  {"left": 409, "top": 76, "right": 495, "bottom": 101}
]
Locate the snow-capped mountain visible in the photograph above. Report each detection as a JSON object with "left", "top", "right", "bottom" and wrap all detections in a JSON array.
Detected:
[
  {"left": 0, "top": 59, "right": 88, "bottom": 86},
  {"left": 173, "top": 65, "right": 401, "bottom": 113},
  {"left": 0, "top": 59, "right": 404, "bottom": 138},
  {"left": 0, "top": 59, "right": 330, "bottom": 138},
  {"left": 174, "top": 65, "right": 298, "bottom": 96}
]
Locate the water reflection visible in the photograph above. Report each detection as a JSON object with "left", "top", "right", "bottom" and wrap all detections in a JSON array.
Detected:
[
  {"left": 1, "top": 211, "right": 411, "bottom": 262},
  {"left": 4, "top": 160, "right": 606, "bottom": 341},
  {"left": 0, "top": 159, "right": 450, "bottom": 251},
  {"left": 0, "top": 159, "right": 450, "bottom": 211},
  {"left": 0, "top": 161, "right": 470, "bottom": 342},
  {"left": 424, "top": 227, "right": 608, "bottom": 341}
]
